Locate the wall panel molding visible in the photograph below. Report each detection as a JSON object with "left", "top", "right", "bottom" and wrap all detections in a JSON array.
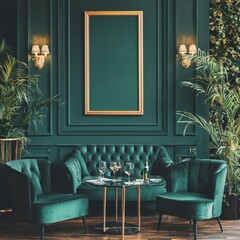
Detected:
[
  {"left": 27, "top": 0, "right": 53, "bottom": 136},
  {"left": 174, "top": 0, "right": 197, "bottom": 136},
  {"left": 58, "top": 0, "right": 168, "bottom": 135},
  {"left": 15, "top": 0, "right": 210, "bottom": 161},
  {"left": 24, "top": 144, "right": 52, "bottom": 160},
  {"left": 84, "top": 11, "right": 144, "bottom": 116}
]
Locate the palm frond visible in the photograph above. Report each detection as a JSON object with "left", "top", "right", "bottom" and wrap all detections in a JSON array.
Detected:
[
  {"left": 180, "top": 81, "right": 207, "bottom": 95},
  {"left": 0, "top": 38, "right": 60, "bottom": 139},
  {"left": 177, "top": 49, "right": 240, "bottom": 195},
  {"left": 177, "top": 111, "right": 220, "bottom": 147}
]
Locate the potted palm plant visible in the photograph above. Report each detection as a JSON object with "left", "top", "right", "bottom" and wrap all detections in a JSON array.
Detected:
[
  {"left": 0, "top": 38, "right": 58, "bottom": 163},
  {"left": 177, "top": 49, "right": 240, "bottom": 219}
]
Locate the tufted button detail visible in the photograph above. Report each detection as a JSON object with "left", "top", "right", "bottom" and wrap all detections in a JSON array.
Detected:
[{"left": 76, "top": 144, "right": 164, "bottom": 176}]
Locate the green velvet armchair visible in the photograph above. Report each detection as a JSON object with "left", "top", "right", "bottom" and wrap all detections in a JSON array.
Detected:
[
  {"left": 6, "top": 159, "right": 89, "bottom": 240},
  {"left": 156, "top": 158, "right": 227, "bottom": 240}
]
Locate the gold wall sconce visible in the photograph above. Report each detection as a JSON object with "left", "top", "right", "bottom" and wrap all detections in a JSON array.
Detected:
[
  {"left": 178, "top": 44, "right": 197, "bottom": 69},
  {"left": 31, "top": 45, "right": 50, "bottom": 69}
]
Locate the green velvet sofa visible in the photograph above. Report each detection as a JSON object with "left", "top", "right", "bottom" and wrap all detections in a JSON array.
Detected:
[{"left": 63, "top": 145, "right": 173, "bottom": 202}]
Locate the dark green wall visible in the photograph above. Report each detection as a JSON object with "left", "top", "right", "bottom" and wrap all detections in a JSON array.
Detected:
[
  {"left": 16, "top": 0, "right": 210, "bottom": 162},
  {"left": 0, "top": 0, "right": 17, "bottom": 51}
]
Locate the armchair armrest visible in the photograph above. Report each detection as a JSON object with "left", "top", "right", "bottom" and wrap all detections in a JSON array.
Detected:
[
  {"left": 6, "top": 166, "right": 32, "bottom": 222},
  {"left": 211, "top": 160, "right": 227, "bottom": 217}
]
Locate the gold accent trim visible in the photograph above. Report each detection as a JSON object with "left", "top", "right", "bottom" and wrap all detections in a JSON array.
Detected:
[
  {"left": 115, "top": 188, "right": 118, "bottom": 222},
  {"left": 0, "top": 138, "right": 24, "bottom": 164},
  {"left": 103, "top": 187, "right": 107, "bottom": 232},
  {"left": 122, "top": 186, "right": 126, "bottom": 240},
  {"left": 137, "top": 185, "right": 141, "bottom": 231},
  {"left": 84, "top": 11, "right": 144, "bottom": 115},
  {"left": 0, "top": 208, "right": 12, "bottom": 213}
]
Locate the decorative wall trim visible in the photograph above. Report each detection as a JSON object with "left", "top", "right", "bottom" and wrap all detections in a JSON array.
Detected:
[
  {"left": 27, "top": 0, "right": 53, "bottom": 136},
  {"left": 84, "top": 11, "right": 144, "bottom": 115},
  {"left": 24, "top": 144, "right": 52, "bottom": 160},
  {"left": 16, "top": 0, "right": 210, "bottom": 161},
  {"left": 174, "top": 0, "right": 197, "bottom": 136},
  {"left": 160, "top": 0, "right": 169, "bottom": 134},
  {"left": 58, "top": 0, "right": 167, "bottom": 135}
]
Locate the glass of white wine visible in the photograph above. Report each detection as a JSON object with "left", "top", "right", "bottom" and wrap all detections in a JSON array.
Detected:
[
  {"left": 110, "top": 161, "right": 121, "bottom": 181},
  {"left": 98, "top": 161, "right": 107, "bottom": 182},
  {"left": 124, "top": 162, "right": 134, "bottom": 184}
]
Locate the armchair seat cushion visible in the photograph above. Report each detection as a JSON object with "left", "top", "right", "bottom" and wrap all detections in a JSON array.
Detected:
[
  {"left": 156, "top": 192, "right": 214, "bottom": 220},
  {"left": 32, "top": 193, "right": 88, "bottom": 224}
]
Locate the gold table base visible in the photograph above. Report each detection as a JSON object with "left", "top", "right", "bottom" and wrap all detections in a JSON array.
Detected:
[{"left": 102, "top": 185, "right": 141, "bottom": 240}]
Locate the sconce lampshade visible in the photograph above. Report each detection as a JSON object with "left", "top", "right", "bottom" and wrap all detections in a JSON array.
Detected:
[
  {"left": 31, "top": 44, "right": 50, "bottom": 69},
  {"left": 188, "top": 44, "right": 197, "bottom": 55},
  {"left": 31, "top": 45, "right": 41, "bottom": 55},
  {"left": 41, "top": 45, "right": 50, "bottom": 55},
  {"left": 178, "top": 44, "right": 187, "bottom": 54}
]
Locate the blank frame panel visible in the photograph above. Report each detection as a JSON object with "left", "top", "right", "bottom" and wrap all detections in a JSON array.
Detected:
[{"left": 85, "top": 11, "right": 144, "bottom": 115}]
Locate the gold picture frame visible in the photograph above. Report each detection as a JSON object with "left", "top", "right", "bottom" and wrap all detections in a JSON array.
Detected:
[{"left": 84, "top": 11, "right": 144, "bottom": 115}]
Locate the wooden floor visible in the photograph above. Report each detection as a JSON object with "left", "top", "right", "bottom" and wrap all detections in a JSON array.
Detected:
[{"left": 0, "top": 214, "right": 240, "bottom": 240}]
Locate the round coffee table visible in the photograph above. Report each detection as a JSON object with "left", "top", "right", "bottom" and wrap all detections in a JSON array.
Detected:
[{"left": 86, "top": 176, "right": 166, "bottom": 240}]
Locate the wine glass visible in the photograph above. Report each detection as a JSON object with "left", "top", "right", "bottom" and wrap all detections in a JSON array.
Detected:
[
  {"left": 110, "top": 161, "right": 121, "bottom": 181},
  {"left": 98, "top": 161, "right": 107, "bottom": 182},
  {"left": 124, "top": 162, "right": 134, "bottom": 184}
]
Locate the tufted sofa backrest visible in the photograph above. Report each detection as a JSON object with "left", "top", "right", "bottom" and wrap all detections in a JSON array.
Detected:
[
  {"left": 72, "top": 145, "right": 172, "bottom": 178},
  {"left": 6, "top": 159, "right": 51, "bottom": 197}
]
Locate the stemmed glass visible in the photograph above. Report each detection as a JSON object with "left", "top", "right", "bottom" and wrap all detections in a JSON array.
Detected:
[
  {"left": 98, "top": 161, "right": 107, "bottom": 182},
  {"left": 124, "top": 162, "right": 134, "bottom": 184},
  {"left": 110, "top": 161, "right": 122, "bottom": 181}
]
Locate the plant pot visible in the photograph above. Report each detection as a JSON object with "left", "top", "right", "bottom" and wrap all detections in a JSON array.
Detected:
[
  {"left": 221, "top": 195, "right": 239, "bottom": 220},
  {"left": 0, "top": 138, "right": 23, "bottom": 164}
]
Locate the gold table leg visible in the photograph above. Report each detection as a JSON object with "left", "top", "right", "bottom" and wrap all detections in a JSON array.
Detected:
[
  {"left": 121, "top": 186, "right": 126, "bottom": 240},
  {"left": 101, "top": 185, "right": 140, "bottom": 239},
  {"left": 115, "top": 188, "right": 118, "bottom": 222},
  {"left": 137, "top": 185, "right": 141, "bottom": 231},
  {"left": 103, "top": 187, "right": 107, "bottom": 232}
]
